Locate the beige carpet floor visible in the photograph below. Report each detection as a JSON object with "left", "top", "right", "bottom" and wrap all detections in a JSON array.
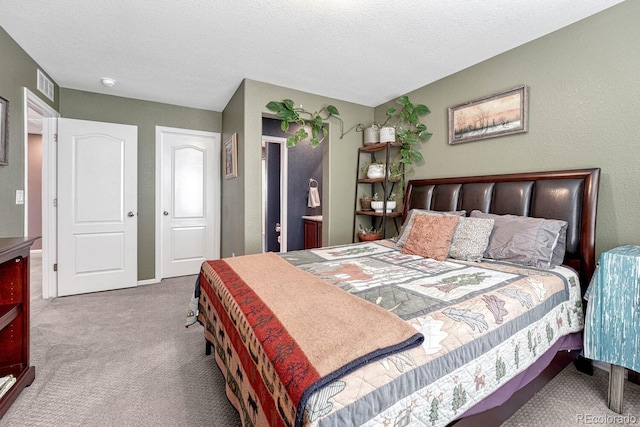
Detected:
[
  {"left": 1, "top": 254, "right": 241, "bottom": 427},
  {"left": 1, "top": 254, "right": 638, "bottom": 426},
  {"left": 503, "top": 365, "right": 639, "bottom": 426}
]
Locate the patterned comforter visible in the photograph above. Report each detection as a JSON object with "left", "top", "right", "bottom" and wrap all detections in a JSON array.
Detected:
[{"left": 199, "top": 240, "right": 584, "bottom": 426}]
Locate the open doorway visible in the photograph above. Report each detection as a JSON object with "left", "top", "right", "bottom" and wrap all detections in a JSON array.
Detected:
[
  {"left": 261, "top": 118, "right": 324, "bottom": 253},
  {"left": 262, "top": 136, "right": 288, "bottom": 252},
  {"left": 26, "top": 107, "right": 43, "bottom": 251},
  {"left": 24, "top": 88, "right": 59, "bottom": 299}
]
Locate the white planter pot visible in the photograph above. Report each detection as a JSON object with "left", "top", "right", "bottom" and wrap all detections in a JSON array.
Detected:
[
  {"left": 366, "top": 164, "right": 385, "bottom": 179},
  {"left": 379, "top": 126, "right": 396, "bottom": 143},
  {"left": 363, "top": 125, "right": 380, "bottom": 145},
  {"left": 371, "top": 200, "right": 396, "bottom": 213},
  {"left": 371, "top": 201, "right": 384, "bottom": 212}
]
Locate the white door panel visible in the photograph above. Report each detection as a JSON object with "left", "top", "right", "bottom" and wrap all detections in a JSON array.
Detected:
[
  {"left": 58, "top": 118, "right": 137, "bottom": 296},
  {"left": 173, "top": 147, "right": 205, "bottom": 218},
  {"left": 172, "top": 227, "right": 206, "bottom": 260},
  {"left": 157, "top": 127, "right": 220, "bottom": 279},
  {"left": 75, "top": 136, "right": 124, "bottom": 221},
  {"left": 74, "top": 232, "right": 125, "bottom": 274}
]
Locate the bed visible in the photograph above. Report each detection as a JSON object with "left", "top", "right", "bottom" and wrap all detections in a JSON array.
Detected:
[{"left": 197, "top": 168, "right": 600, "bottom": 426}]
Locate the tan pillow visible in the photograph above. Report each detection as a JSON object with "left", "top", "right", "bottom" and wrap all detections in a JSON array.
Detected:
[
  {"left": 400, "top": 215, "right": 460, "bottom": 261},
  {"left": 395, "top": 209, "right": 466, "bottom": 249}
]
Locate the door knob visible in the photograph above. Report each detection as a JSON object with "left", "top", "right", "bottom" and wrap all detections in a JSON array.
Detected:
[
  {"left": 127, "top": 211, "right": 135, "bottom": 217},
  {"left": 163, "top": 211, "right": 169, "bottom": 216},
  {"left": 275, "top": 223, "right": 281, "bottom": 232}
]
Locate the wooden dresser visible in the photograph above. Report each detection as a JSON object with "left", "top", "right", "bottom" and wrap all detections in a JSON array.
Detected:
[{"left": 0, "top": 237, "right": 37, "bottom": 419}]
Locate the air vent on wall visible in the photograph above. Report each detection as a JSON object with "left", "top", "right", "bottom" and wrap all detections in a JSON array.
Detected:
[{"left": 37, "top": 69, "right": 54, "bottom": 101}]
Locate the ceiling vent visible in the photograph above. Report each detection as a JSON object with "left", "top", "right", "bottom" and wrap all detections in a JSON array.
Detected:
[{"left": 37, "top": 69, "right": 55, "bottom": 102}]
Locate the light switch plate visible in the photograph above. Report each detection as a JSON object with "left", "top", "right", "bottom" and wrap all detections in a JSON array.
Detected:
[{"left": 16, "top": 190, "right": 24, "bottom": 205}]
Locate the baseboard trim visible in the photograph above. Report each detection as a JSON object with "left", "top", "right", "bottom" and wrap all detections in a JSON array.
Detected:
[{"left": 138, "top": 278, "right": 160, "bottom": 286}]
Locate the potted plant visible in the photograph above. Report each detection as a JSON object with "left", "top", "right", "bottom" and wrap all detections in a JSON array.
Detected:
[
  {"left": 371, "top": 192, "right": 399, "bottom": 213},
  {"left": 379, "top": 95, "right": 433, "bottom": 172},
  {"left": 266, "top": 99, "right": 344, "bottom": 147},
  {"left": 359, "top": 193, "right": 373, "bottom": 211},
  {"left": 390, "top": 188, "right": 404, "bottom": 208},
  {"left": 357, "top": 225, "right": 383, "bottom": 241},
  {"left": 386, "top": 192, "right": 398, "bottom": 212},
  {"left": 360, "top": 162, "right": 387, "bottom": 179},
  {"left": 366, "top": 163, "right": 386, "bottom": 179},
  {"left": 370, "top": 193, "right": 385, "bottom": 212},
  {"left": 388, "top": 162, "right": 403, "bottom": 181}
]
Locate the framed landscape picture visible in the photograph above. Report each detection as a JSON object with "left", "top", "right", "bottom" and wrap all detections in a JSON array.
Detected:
[
  {"left": 448, "top": 85, "right": 528, "bottom": 145},
  {"left": 0, "top": 96, "right": 8, "bottom": 166}
]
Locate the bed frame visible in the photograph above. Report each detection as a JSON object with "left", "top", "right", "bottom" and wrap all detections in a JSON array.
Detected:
[{"left": 403, "top": 168, "right": 601, "bottom": 426}]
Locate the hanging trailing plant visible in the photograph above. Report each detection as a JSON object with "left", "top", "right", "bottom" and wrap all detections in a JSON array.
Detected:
[
  {"left": 266, "top": 99, "right": 343, "bottom": 148},
  {"left": 381, "top": 95, "right": 433, "bottom": 170}
]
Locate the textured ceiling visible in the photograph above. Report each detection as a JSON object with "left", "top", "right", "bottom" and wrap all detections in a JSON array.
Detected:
[{"left": 0, "top": 0, "right": 624, "bottom": 111}]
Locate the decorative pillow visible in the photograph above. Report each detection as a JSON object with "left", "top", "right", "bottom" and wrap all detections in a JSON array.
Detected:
[
  {"left": 395, "top": 209, "right": 466, "bottom": 249},
  {"left": 470, "top": 210, "right": 568, "bottom": 268},
  {"left": 448, "top": 217, "right": 495, "bottom": 262},
  {"left": 400, "top": 215, "right": 460, "bottom": 261}
]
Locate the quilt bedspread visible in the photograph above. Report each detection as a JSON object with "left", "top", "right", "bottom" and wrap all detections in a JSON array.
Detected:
[
  {"left": 198, "top": 252, "right": 423, "bottom": 427},
  {"left": 199, "top": 240, "right": 584, "bottom": 427}
]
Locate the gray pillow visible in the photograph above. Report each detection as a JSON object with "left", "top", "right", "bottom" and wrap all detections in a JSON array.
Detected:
[
  {"left": 448, "top": 217, "right": 495, "bottom": 262},
  {"left": 470, "top": 210, "right": 568, "bottom": 268},
  {"left": 395, "top": 209, "right": 466, "bottom": 250}
]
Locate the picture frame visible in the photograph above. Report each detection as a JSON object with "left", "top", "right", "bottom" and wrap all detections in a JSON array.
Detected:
[
  {"left": 223, "top": 132, "right": 238, "bottom": 179},
  {"left": 0, "top": 96, "right": 8, "bottom": 166},
  {"left": 448, "top": 85, "right": 528, "bottom": 145}
]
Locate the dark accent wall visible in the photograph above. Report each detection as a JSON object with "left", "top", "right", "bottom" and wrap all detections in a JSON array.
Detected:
[
  {"left": 264, "top": 142, "right": 281, "bottom": 252},
  {"left": 287, "top": 142, "right": 323, "bottom": 251}
]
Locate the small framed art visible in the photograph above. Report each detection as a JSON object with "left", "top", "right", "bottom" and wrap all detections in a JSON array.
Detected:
[
  {"left": 224, "top": 132, "right": 238, "bottom": 179},
  {"left": 0, "top": 96, "right": 8, "bottom": 166}
]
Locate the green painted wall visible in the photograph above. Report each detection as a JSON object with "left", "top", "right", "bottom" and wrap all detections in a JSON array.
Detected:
[
  {"left": 0, "top": 27, "right": 59, "bottom": 237},
  {"left": 0, "top": 26, "right": 222, "bottom": 281},
  {"left": 221, "top": 79, "right": 373, "bottom": 257},
  {"left": 220, "top": 81, "right": 246, "bottom": 258},
  {"left": 4, "top": 0, "right": 637, "bottom": 279},
  {"left": 59, "top": 89, "right": 221, "bottom": 280},
  {"left": 374, "top": 0, "right": 639, "bottom": 257}
]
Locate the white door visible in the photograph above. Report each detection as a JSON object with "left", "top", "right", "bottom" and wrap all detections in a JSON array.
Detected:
[
  {"left": 157, "top": 127, "right": 220, "bottom": 279},
  {"left": 57, "top": 118, "right": 138, "bottom": 296}
]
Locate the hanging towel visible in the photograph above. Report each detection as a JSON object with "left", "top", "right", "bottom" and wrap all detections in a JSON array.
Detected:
[{"left": 308, "top": 179, "right": 321, "bottom": 208}]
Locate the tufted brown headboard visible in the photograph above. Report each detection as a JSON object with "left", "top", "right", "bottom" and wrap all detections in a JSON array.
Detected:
[{"left": 403, "top": 168, "right": 601, "bottom": 292}]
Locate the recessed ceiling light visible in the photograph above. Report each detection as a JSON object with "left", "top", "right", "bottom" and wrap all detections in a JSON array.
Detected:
[{"left": 101, "top": 77, "right": 117, "bottom": 87}]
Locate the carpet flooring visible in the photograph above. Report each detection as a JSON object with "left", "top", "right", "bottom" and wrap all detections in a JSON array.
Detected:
[{"left": 1, "top": 254, "right": 638, "bottom": 426}]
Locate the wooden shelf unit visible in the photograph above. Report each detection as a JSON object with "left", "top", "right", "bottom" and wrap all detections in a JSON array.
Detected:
[
  {"left": 0, "top": 237, "right": 38, "bottom": 419},
  {"left": 352, "top": 142, "right": 403, "bottom": 242}
]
